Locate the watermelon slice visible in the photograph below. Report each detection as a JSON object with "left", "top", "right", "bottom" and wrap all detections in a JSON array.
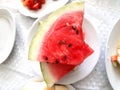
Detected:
[{"left": 28, "top": 1, "right": 94, "bottom": 87}]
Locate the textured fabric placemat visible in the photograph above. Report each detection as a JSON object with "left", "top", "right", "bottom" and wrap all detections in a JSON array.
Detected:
[{"left": 0, "top": 0, "right": 120, "bottom": 90}]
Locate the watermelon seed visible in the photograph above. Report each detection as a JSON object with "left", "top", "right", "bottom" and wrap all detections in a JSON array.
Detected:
[
  {"left": 76, "top": 30, "right": 79, "bottom": 35},
  {"left": 72, "top": 26, "right": 76, "bottom": 31},
  {"left": 68, "top": 44, "right": 72, "bottom": 47},
  {"left": 56, "top": 59, "right": 59, "bottom": 64},
  {"left": 44, "top": 56, "right": 48, "bottom": 60}
]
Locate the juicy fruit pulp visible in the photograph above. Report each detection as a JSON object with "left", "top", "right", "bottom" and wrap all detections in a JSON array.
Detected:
[
  {"left": 22, "top": 0, "right": 45, "bottom": 10},
  {"left": 38, "top": 11, "right": 93, "bottom": 65}
]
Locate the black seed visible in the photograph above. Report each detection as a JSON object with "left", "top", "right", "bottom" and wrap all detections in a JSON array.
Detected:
[
  {"left": 44, "top": 56, "right": 48, "bottom": 60},
  {"left": 56, "top": 59, "right": 59, "bottom": 64},
  {"left": 68, "top": 44, "right": 72, "bottom": 47},
  {"left": 58, "top": 40, "right": 66, "bottom": 45},
  {"left": 72, "top": 26, "right": 76, "bottom": 31},
  {"left": 76, "top": 30, "right": 79, "bottom": 35}
]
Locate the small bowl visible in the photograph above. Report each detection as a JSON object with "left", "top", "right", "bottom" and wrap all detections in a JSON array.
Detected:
[{"left": 17, "top": 0, "right": 69, "bottom": 18}]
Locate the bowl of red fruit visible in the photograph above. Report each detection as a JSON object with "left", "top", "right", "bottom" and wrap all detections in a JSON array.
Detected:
[{"left": 17, "top": 0, "right": 69, "bottom": 18}]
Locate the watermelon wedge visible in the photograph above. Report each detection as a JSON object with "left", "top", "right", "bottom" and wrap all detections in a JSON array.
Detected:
[{"left": 28, "top": 1, "right": 94, "bottom": 87}]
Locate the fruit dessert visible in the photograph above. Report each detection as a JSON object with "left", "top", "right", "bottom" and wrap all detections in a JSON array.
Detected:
[
  {"left": 28, "top": 1, "right": 94, "bottom": 87},
  {"left": 111, "top": 47, "right": 120, "bottom": 67},
  {"left": 21, "top": 0, "right": 45, "bottom": 10}
]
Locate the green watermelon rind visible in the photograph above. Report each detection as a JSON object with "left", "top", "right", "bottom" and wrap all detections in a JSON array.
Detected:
[
  {"left": 40, "top": 62, "right": 55, "bottom": 87},
  {"left": 28, "top": 1, "right": 84, "bottom": 61},
  {"left": 28, "top": 1, "right": 84, "bottom": 87}
]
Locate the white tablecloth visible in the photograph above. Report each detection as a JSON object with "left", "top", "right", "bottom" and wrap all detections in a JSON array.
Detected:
[{"left": 0, "top": 0, "right": 120, "bottom": 90}]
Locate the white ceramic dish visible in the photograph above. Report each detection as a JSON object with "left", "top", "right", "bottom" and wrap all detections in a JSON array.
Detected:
[
  {"left": 0, "top": 8, "right": 16, "bottom": 64},
  {"left": 105, "top": 20, "right": 120, "bottom": 90},
  {"left": 17, "top": 0, "right": 69, "bottom": 18},
  {"left": 27, "top": 15, "right": 100, "bottom": 84}
]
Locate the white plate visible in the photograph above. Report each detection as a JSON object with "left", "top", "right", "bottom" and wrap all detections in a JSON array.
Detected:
[
  {"left": 0, "top": 8, "right": 16, "bottom": 64},
  {"left": 27, "top": 15, "right": 100, "bottom": 84},
  {"left": 17, "top": 0, "right": 69, "bottom": 18},
  {"left": 105, "top": 19, "right": 120, "bottom": 90}
]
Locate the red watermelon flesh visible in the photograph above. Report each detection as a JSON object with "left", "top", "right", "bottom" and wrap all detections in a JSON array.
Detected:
[{"left": 37, "top": 11, "right": 94, "bottom": 65}]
